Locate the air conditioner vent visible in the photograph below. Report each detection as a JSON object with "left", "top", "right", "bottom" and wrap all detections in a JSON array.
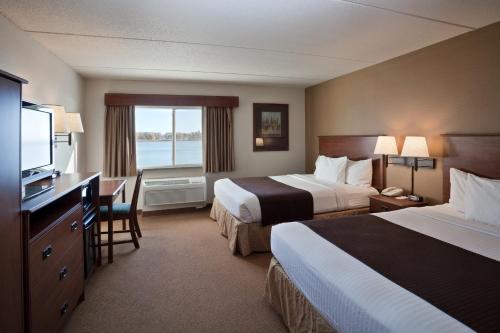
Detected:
[
  {"left": 143, "top": 176, "right": 206, "bottom": 208},
  {"left": 144, "top": 179, "right": 190, "bottom": 186}
]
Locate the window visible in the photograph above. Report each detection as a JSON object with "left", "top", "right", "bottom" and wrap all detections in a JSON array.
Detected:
[{"left": 135, "top": 106, "right": 202, "bottom": 168}]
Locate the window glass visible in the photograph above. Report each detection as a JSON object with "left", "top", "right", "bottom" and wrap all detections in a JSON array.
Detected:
[
  {"left": 135, "top": 107, "right": 173, "bottom": 168},
  {"left": 175, "top": 108, "right": 202, "bottom": 165},
  {"left": 135, "top": 106, "right": 202, "bottom": 168}
]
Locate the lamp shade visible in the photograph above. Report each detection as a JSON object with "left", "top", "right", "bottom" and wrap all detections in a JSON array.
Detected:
[
  {"left": 46, "top": 105, "right": 69, "bottom": 133},
  {"left": 255, "top": 138, "right": 264, "bottom": 146},
  {"left": 66, "top": 113, "right": 84, "bottom": 133},
  {"left": 401, "top": 136, "right": 429, "bottom": 157},
  {"left": 374, "top": 136, "right": 398, "bottom": 155}
]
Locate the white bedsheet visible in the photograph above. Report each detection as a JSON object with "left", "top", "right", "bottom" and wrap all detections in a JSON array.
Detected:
[
  {"left": 213, "top": 174, "right": 378, "bottom": 223},
  {"left": 271, "top": 204, "right": 500, "bottom": 333}
]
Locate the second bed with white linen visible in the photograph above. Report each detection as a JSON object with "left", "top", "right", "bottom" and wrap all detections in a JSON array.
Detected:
[
  {"left": 214, "top": 174, "right": 378, "bottom": 223},
  {"left": 271, "top": 204, "right": 500, "bottom": 333}
]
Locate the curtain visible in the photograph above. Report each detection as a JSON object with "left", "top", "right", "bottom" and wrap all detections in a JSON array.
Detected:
[
  {"left": 204, "top": 106, "right": 235, "bottom": 173},
  {"left": 104, "top": 105, "right": 137, "bottom": 177}
]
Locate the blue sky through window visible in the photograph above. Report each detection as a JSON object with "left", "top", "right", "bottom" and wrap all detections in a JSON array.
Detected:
[{"left": 135, "top": 107, "right": 201, "bottom": 133}]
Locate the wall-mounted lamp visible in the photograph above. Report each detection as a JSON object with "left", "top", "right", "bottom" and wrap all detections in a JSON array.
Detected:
[
  {"left": 374, "top": 136, "right": 398, "bottom": 168},
  {"left": 401, "top": 136, "right": 434, "bottom": 196},
  {"left": 45, "top": 105, "right": 84, "bottom": 146},
  {"left": 67, "top": 113, "right": 84, "bottom": 133},
  {"left": 255, "top": 137, "right": 264, "bottom": 147},
  {"left": 50, "top": 105, "right": 68, "bottom": 133}
]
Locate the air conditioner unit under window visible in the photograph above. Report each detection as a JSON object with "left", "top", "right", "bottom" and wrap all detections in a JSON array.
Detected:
[{"left": 143, "top": 176, "right": 206, "bottom": 209}]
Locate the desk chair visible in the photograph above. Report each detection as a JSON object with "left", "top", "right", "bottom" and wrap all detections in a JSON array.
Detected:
[{"left": 99, "top": 170, "right": 143, "bottom": 249}]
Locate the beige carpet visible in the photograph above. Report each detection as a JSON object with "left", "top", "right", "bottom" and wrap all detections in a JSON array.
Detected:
[{"left": 64, "top": 208, "right": 287, "bottom": 333}]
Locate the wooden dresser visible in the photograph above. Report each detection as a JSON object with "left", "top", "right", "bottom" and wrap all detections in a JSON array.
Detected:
[{"left": 22, "top": 173, "right": 100, "bottom": 333}]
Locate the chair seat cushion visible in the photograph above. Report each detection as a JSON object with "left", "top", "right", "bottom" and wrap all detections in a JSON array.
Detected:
[{"left": 100, "top": 202, "right": 131, "bottom": 221}]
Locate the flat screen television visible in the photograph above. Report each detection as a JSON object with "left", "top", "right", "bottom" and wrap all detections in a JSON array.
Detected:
[{"left": 21, "top": 105, "right": 55, "bottom": 186}]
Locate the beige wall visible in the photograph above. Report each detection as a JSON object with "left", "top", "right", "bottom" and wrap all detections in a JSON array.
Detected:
[
  {"left": 0, "top": 15, "right": 85, "bottom": 173},
  {"left": 306, "top": 22, "right": 500, "bottom": 203},
  {"left": 84, "top": 79, "right": 305, "bottom": 207}
]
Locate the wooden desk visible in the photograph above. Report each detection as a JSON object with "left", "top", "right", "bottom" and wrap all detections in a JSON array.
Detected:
[{"left": 99, "top": 179, "right": 127, "bottom": 264}]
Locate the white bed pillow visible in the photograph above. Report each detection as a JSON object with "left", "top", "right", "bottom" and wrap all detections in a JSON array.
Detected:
[
  {"left": 346, "top": 159, "right": 372, "bottom": 187},
  {"left": 314, "top": 155, "right": 347, "bottom": 183},
  {"left": 464, "top": 174, "right": 500, "bottom": 227},
  {"left": 449, "top": 168, "right": 468, "bottom": 212}
]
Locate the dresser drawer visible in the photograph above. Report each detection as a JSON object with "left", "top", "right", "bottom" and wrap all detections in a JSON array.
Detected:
[
  {"left": 30, "top": 239, "right": 84, "bottom": 333},
  {"left": 30, "top": 235, "right": 84, "bottom": 312},
  {"left": 29, "top": 204, "right": 83, "bottom": 283}
]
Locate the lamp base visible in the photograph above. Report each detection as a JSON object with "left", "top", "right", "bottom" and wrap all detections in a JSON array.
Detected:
[{"left": 408, "top": 194, "right": 423, "bottom": 202}]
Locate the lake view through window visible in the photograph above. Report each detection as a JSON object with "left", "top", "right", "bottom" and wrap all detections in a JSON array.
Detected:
[{"left": 135, "top": 106, "right": 202, "bottom": 168}]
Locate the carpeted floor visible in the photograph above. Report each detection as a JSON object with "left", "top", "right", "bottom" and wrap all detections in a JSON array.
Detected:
[{"left": 64, "top": 208, "right": 287, "bottom": 333}]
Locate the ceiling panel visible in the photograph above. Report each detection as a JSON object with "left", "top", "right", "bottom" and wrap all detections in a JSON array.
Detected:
[
  {"left": 0, "top": 0, "right": 470, "bottom": 61},
  {"left": 351, "top": 0, "right": 500, "bottom": 28},
  {"left": 32, "top": 32, "right": 367, "bottom": 85},
  {"left": 76, "top": 67, "right": 321, "bottom": 87},
  {"left": 1, "top": 0, "right": 497, "bottom": 86}
]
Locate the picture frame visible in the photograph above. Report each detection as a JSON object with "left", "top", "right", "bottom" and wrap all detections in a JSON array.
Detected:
[{"left": 253, "top": 103, "right": 289, "bottom": 151}]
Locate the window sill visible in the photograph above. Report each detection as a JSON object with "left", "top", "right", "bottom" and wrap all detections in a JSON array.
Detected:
[{"left": 139, "top": 165, "right": 203, "bottom": 171}]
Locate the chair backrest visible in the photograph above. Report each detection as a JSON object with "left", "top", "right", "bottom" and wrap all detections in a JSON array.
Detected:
[{"left": 130, "top": 169, "right": 143, "bottom": 214}]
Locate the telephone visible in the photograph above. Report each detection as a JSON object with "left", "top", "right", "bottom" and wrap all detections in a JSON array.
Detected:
[{"left": 381, "top": 187, "right": 404, "bottom": 197}]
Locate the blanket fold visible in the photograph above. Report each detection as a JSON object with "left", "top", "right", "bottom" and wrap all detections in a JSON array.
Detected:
[{"left": 230, "top": 177, "right": 313, "bottom": 226}]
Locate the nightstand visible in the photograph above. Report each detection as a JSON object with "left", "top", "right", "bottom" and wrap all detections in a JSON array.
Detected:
[{"left": 369, "top": 195, "right": 427, "bottom": 213}]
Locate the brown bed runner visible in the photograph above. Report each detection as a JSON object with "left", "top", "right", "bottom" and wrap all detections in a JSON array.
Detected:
[
  {"left": 302, "top": 215, "right": 500, "bottom": 332},
  {"left": 230, "top": 177, "right": 313, "bottom": 226}
]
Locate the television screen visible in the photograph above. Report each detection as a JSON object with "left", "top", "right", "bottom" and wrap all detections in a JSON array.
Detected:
[{"left": 21, "top": 107, "right": 53, "bottom": 171}]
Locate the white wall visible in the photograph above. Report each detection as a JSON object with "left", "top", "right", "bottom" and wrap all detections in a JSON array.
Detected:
[
  {"left": 0, "top": 15, "right": 85, "bottom": 173},
  {"left": 84, "top": 79, "right": 306, "bottom": 207}
]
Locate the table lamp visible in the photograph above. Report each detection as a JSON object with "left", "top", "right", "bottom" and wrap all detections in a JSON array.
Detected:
[{"left": 401, "top": 136, "right": 429, "bottom": 199}]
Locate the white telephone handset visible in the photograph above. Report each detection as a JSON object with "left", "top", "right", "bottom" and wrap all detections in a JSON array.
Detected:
[{"left": 381, "top": 187, "right": 404, "bottom": 197}]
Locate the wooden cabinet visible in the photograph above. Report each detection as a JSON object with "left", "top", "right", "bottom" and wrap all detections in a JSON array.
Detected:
[
  {"left": 0, "top": 70, "right": 26, "bottom": 333},
  {"left": 22, "top": 173, "right": 100, "bottom": 333},
  {"left": 369, "top": 195, "right": 427, "bottom": 213},
  {"left": 29, "top": 205, "right": 84, "bottom": 333},
  {"left": 0, "top": 69, "right": 99, "bottom": 333}
]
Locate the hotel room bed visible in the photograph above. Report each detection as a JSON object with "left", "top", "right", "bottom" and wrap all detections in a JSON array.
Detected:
[
  {"left": 211, "top": 175, "right": 378, "bottom": 256},
  {"left": 213, "top": 174, "right": 378, "bottom": 223},
  {"left": 210, "top": 135, "right": 384, "bottom": 256},
  {"left": 265, "top": 134, "right": 500, "bottom": 333},
  {"left": 267, "top": 205, "right": 500, "bottom": 333}
]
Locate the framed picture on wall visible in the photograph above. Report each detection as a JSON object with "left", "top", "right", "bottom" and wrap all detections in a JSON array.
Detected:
[{"left": 253, "top": 103, "right": 289, "bottom": 151}]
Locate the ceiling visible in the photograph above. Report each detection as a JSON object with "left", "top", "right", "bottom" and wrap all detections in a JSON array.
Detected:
[{"left": 1, "top": 0, "right": 499, "bottom": 87}]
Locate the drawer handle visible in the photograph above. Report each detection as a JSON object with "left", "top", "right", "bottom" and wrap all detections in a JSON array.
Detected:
[
  {"left": 59, "top": 266, "right": 68, "bottom": 280},
  {"left": 60, "top": 302, "right": 69, "bottom": 316},
  {"left": 42, "top": 245, "right": 53, "bottom": 260},
  {"left": 381, "top": 205, "right": 390, "bottom": 211},
  {"left": 70, "top": 221, "right": 78, "bottom": 232}
]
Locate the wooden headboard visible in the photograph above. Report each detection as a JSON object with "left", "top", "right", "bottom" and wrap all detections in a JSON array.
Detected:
[
  {"left": 442, "top": 134, "right": 500, "bottom": 202},
  {"left": 318, "top": 135, "right": 384, "bottom": 190}
]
